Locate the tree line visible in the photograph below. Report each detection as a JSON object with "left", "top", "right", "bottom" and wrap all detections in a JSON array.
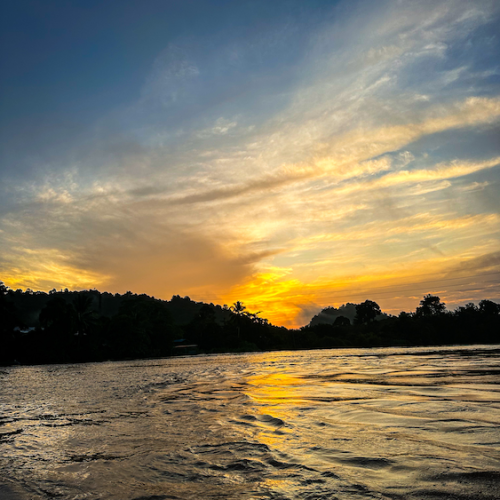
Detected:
[{"left": 1, "top": 282, "right": 499, "bottom": 365}]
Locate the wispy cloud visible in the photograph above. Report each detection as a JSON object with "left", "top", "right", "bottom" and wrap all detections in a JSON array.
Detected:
[{"left": 1, "top": 0, "right": 499, "bottom": 325}]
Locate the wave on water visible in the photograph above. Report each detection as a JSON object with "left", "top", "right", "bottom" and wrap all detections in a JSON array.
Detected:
[{"left": 1, "top": 345, "right": 499, "bottom": 499}]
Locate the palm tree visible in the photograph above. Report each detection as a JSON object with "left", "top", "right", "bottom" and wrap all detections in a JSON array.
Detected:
[
  {"left": 230, "top": 301, "right": 246, "bottom": 316},
  {"left": 230, "top": 301, "right": 247, "bottom": 338},
  {"left": 72, "top": 294, "right": 95, "bottom": 335}
]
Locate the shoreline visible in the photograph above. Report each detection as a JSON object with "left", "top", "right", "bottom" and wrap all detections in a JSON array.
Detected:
[{"left": 2, "top": 342, "right": 499, "bottom": 368}]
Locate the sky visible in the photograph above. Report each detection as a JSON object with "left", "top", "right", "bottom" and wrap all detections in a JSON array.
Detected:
[{"left": 1, "top": 0, "right": 499, "bottom": 327}]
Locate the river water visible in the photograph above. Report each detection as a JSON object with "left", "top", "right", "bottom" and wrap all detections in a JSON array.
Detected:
[{"left": 1, "top": 345, "right": 499, "bottom": 500}]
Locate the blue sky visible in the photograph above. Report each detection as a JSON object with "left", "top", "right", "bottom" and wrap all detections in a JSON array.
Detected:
[{"left": 1, "top": 0, "right": 499, "bottom": 326}]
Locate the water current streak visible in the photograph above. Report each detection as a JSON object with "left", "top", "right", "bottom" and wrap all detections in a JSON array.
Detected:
[{"left": 1, "top": 345, "right": 499, "bottom": 499}]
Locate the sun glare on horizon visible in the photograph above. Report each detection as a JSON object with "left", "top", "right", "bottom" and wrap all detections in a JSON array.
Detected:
[{"left": 1, "top": 0, "right": 499, "bottom": 327}]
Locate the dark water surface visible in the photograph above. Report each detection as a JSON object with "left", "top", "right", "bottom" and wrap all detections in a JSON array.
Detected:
[{"left": 1, "top": 345, "right": 500, "bottom": 499}]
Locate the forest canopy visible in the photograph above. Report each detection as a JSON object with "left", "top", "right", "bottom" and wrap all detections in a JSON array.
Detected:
[{"left": 1, "top": 282, "right": 499, "bottom": 366}]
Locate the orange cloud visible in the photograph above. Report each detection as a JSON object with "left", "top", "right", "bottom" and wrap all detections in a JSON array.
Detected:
[
  {"left": 222, "top": 245, "right": 500, "bottom": 328},
  {"left": 1, "top": 248, "right": 107, "bottom": 291}
]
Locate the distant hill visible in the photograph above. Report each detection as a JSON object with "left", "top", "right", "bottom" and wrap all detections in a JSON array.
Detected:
[{"left": 309, "top": 303, "right": 388, "bottom": 326}]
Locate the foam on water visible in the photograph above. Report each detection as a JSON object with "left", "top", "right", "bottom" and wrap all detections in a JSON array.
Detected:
[{"left": 1, "top": 345, "right": 499, "bottom": 499}]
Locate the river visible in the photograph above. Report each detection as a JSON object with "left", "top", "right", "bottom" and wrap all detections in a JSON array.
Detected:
[{"left": 1, "top": 345, "right": 499, "bottom": 499}]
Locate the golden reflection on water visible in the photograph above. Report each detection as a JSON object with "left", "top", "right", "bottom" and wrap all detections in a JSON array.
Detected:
[
  {"left": 243, "top": 355, "right": 304, "bottom": 454},
  {"left": 247, "top": 372, "right": 306, "bottom": 405},
  {"left": 4, "top": 347, "right": 500, "bottom": 500}
]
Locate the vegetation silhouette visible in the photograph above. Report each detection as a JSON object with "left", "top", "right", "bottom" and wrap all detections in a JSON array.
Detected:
[
  {"left": 0, "top": 281, "right": 499, "bottom": 366},
  {"left": 416, "top": 294, "right": 446, "bottom": 317},
  {"left": 355, "top": 300, "right": 382, "bottom": 324}
]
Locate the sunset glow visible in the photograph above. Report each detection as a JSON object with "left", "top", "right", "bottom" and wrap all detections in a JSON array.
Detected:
[{"left": 1, "top": 0, "right": 499, "bottom": 326}]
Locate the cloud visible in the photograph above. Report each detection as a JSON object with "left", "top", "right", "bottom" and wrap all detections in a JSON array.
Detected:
[
  {"left": 100, "top": 97, "right": 499, "bottom": 212},
  {"left": 445, "top": 251, "right": 500, "bottom": 276},
  {"left": 0, "top": 194, "right": 283, "bottom": 302},
  {"left": 166, "top": 166, "right": 313, "bottom": 205},
  {"left": 313, "top": 99, "right": 500, "bottom": 179},
  {"left": 231, "top": 247, "right": 500, "bottom": 327},
  {"left": 294, "top": 213, "right": 500, "bottom": 247},
  {"left": 457, "top": 181, "right": 490, "bottom": 192},
  {"left": 376, "top": 156, "right": 500, "bottom": 186},
  {"left": 2, "top": 0, "right": 499, "bottom": 326},
  {"left": 0, "top": 247, "right": 108, "bottom": 292}
]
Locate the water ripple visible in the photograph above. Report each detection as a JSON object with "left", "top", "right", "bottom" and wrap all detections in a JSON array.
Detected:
[{"left": 0, "top": 345, "right": 499, "bottom": 499}]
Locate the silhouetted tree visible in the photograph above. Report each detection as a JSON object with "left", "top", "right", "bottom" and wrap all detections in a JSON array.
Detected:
[
  {"left": 478, "top": 299, "right": 500, "bottom": 316},
  {"left": 185, "top": 303, "right": 222, "bottom": 349},
  {"left": 230, "top": 301, "right": 247, "bottom": 316},
  {"left": 455, "top": 303, "right": 478, "bottom": 317},
  {"left": 0, "top": 282, "right": 19, "bottom": 363},
  {"left": 416, "top": 294, "right": 446, "bottom": 316},
  {"left": 333, "top": 315, "right": 350, "bottom": 327},
  {"left": 39, "top": 297, "right": 73, "bottom": 331},
  {"left": 355, "top": 300, "right": 381, "bottom": 324},
  {"left": 72, "top": 294, "right": 95, "bottom": 335},
  {"left": 229, "top": 301, "right": 247, "bottom": 338},
  {"left": 2, "top": 283, "right": 500, "bottom": 365},
  {"left": 36, "top": 297, "right": 75, "bottom": 362}
]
